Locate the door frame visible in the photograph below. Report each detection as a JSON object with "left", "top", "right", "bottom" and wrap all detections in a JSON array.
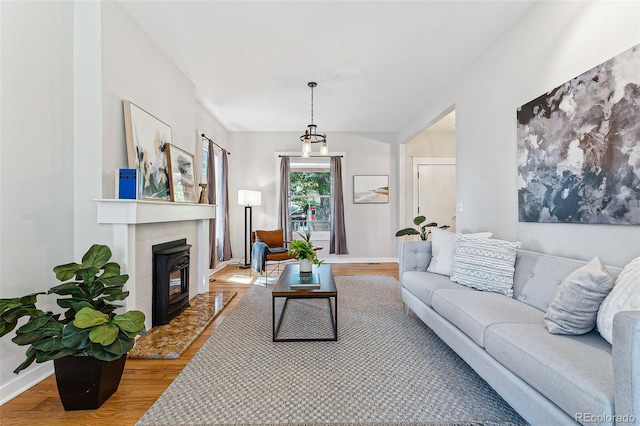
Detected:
[{"left": 412, "top": 157, "right": 456, "bottom": 218}]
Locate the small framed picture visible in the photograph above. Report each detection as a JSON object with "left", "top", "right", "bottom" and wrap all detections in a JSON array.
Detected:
[
  {"left": 353, "top": 175, "right": 389, "bottom": 204},
  {"left": 166, "top": 144, "right": 197, "bottom": 203}
]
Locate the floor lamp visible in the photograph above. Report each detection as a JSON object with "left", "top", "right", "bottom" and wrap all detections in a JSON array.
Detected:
[{"left": 238, "top": 189, "right": 261, "bottom": 269}]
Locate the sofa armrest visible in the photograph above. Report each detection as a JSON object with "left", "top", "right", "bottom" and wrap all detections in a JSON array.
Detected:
[
  {"left": 613, "top": 310, "right": 640, "bottom": 424},
  {"left": 399, "top": 241, "right": 433, "bottom": 278}
]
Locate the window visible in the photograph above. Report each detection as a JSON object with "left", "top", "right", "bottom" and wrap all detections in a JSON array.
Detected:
[{"left": 289, "top": 157, "right": 331, "bottom": 233}]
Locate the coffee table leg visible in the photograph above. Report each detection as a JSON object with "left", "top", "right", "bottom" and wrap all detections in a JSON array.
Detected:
[
  {"left": 327, "top": 296, "right": 337, "bottom": 341},
  {"left": 273, "top": 297, "right": 290, "bottom": 341}
]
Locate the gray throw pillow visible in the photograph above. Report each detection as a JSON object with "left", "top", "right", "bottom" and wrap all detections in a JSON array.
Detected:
[{"left": 544, "top": 257, "right": 615, "bottom": 335}]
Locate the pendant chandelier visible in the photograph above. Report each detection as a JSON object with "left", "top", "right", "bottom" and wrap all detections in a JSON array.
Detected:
[{"left": 300, "top": 82, "right": 328, "bottom": 157}]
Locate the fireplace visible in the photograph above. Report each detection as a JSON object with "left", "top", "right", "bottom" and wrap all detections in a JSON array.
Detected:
[{"left": 152, "top": 239, "right": 192, "bottom": 326}]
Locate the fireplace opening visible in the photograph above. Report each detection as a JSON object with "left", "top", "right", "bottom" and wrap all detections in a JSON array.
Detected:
[{"left": 152, "top": 239, "right": 192, "bottom": 326}]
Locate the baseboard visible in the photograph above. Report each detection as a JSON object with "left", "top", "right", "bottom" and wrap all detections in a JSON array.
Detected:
[
  {"left": 0, "top": 362, "right": 54, "bottom": 406},
  {"left": 229, "top": 257, "right": 398, "bottom": 265},
  {"left": 322, "top": 257, "right": 398, "bottom": 264}
]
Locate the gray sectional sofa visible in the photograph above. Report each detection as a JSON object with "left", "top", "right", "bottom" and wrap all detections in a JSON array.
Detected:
[{"left": 399, "top": 241, "right": 639, "bottom": 426}]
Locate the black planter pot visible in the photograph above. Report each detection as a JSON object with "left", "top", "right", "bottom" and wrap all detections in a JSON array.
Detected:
[{"left": 53, "top": 355, "right": 126, "bottom": 410}]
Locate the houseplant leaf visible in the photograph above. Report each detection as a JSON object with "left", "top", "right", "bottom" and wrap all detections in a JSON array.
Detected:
[
  {"left": 102, "top": 333, "right": 135, "bottom": 355},
  {"left": 395, "top": 228, "right": 420, "bottom": 237},
  {"left": 73, "top": 307, "right": 109, "bottom": 329},
  {"left": 61, "top": 322, "right": 91, "bottom": 350},
  {"left": 112, "top": 310, "right": 145, "bottom": 333},
  {"left": 89, "top": 323, "right": 119, "bottom": 346},
  {"left": 90, "top": 342, "right": 125, "bottom": 361},
  {"left": 81, "top": 244, "right": 112, "bottom": 269},
  {"left": 53, "top": 263, "right": 81, "bottom": 282},
  {"left": 99, "top": 262, "right": 121, "bottom": 279}
]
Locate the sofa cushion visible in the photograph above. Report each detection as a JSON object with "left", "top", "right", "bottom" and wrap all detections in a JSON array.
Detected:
[
  {"left": 401, "top": 271, "right": 471, "bottom": 307},
  {"left": 431, "top": 289, "right": 545, "bottom": 347},
  {"left": 597, "top": 256, "right": 640, "bottom": 344},
  {"left": 485, "top": 323, "right": 614, "bottom": 420},
  {"left": 426, "top": 228, "right": 492, "bottom": 276},
  {"left": 451, "top": 235, "right": 521, "bottom": 297},
  {"left": 544, "top": 257, "right": 615, "bottom": 335}
]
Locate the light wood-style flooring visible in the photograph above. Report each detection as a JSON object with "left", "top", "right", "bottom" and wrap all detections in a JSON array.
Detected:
[{"left": 0, "top": 263, "right": 398, "bottom": 426}]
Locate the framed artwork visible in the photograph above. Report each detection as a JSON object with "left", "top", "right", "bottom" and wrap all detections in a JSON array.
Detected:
[
  {"left": 167, "top": 144, "right": 197, "bottom": 203},
  {"left": 123, "top": 100, "right": 172, "bottom": 201},
  {"left": 353, "top": 175, "right": 389, "bottom": 204},
  {"left": 517, "top": 44, "right": 640, "bottom": 225}
]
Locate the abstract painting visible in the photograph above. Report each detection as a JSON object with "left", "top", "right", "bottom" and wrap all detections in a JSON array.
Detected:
[
  {"left": 167, "top": 144, "right": 196, "bottom": 203},
  {"left": 353, "top": 175, "right": 389, "bottom": 204},
  {"left": 517, "top": 44, "right": 640, "bottom": 224},
  {"left": 123, "top": 101, "right": 172, "bottom": 201}
]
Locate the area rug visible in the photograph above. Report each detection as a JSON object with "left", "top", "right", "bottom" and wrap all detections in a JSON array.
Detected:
[
  {"left": 136, "top": 276, "right": 526, "bottom": 425},
  {"left": 128, "top": 291, "right": 236, "bottom": 359}
]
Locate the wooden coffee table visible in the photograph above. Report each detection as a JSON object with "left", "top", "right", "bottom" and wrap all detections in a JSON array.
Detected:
[{"left": 271, "top": 264, "right": 337, "bottom": 342}]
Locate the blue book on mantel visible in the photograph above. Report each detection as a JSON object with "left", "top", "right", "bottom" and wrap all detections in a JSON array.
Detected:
[{"left": 118, "top": 169, "right": 137, "bottom": 200}]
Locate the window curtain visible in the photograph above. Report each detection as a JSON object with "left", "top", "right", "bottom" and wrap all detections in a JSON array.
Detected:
[
  {"left": 207, "top": 141, "right": 217, "bottom": 269},
  {"left": 330, "top": 156, "right": 348, "bottom": 254},
  {"left": 278, "top": 156, "right": 292, "bottom": 242},
  {"left": 218, "top": 150, "right": 233, "bottom": 261}
]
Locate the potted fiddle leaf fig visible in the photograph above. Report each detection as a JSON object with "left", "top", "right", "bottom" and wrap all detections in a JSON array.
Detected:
[
  {"left": 0, "top": 244, "right": 146, "bottom": 410},
  {"left": 395, "top": 215, "right": 450, "bottom": 240},
  {"left": 288, "top": 230, "right": 323, "bottom": 273}
]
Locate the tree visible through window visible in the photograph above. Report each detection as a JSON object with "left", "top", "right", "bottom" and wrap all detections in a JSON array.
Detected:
[{"left": 290, "top": 165, "right": 331, "bottom": 233}]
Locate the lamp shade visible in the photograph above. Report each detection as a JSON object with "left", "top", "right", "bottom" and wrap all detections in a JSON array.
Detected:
[{"left": 238, "top": 189, "right": 261, "bottom": 206}]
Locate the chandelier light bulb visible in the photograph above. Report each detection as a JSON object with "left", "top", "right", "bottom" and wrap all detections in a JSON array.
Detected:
[{"left": 320, "top": 140, "right": 328, "bottom": 155}]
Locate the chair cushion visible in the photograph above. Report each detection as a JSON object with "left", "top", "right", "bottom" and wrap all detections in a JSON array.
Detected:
[
  {"left": 431, "top": 289, "right": 545, "bottom": 347},
  {"left": 485, "top": 323, "right": 614, "bottom": 420},
  {"left": 255, "top": 230, "right": 285, "bottom": 248}
]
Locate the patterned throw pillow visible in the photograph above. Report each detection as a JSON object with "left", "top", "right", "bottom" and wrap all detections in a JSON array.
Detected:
[
  {"left": 596, "top": 256, "right": 640, "bottom": 344},
  {"left": 450, "top": 235, "right": 521, "bottom": 297},
  {"left": 544, "top": 257, "right": 615, "bottom": 335},
  {"left": 427, "top": 228, "right": 492, "bottom": 277}
]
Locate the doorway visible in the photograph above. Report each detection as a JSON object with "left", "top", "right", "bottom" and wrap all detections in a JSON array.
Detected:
[
  {"left": 413, "top": 158, "right": 456, "bottom": 231},
  {"left": 405, "top": 109, "right": 456, "bottom": 233}
]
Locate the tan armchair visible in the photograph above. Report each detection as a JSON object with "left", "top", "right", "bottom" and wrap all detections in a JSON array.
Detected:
[{"left": 252, "top": 229, "right": 296, "bottom": 262}]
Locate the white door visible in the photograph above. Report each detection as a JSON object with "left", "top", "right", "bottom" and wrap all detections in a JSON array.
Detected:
[{"left": 415, "top": 160, "right": 456, "bottom": 232}]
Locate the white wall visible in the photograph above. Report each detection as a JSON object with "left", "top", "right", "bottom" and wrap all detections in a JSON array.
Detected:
[
  {"left": 400, "top": 0, "right": 640, "bottom": 267},
  {"left": 0, "top": 0, "right": 75, "bottom": 404},
  {"left": 228, "top": 132, "right": 397, "bottom": 262},
  {"left": 0, "top": 0, "right": 229, "bottom": 404}
]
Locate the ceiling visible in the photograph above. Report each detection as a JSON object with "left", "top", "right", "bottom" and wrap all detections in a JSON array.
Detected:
[{"left": 117, "top": 1, "right": 537, "bottom": 135}]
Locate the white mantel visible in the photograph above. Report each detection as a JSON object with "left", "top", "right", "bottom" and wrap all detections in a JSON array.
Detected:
[{"left": 96, "top": 199, "right": 216, "bottom": 329}]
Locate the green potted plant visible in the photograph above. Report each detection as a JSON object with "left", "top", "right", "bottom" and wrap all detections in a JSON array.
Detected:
[
  {"left": 395, "top": 215, "right": 450, "bottom": 240},
  {"left": 288, "top": 230, "right": 323, "bottom": 273},
  {"left": 0, "top": 244, "right": 146, "bottom": 410}
]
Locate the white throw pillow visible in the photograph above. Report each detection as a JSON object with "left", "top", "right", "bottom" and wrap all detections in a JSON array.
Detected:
[
  {"left": 544, "top": 257, "right": 615, "bottom": 335},
  {"left": 427, "top": 228, "right": 492, "bottom": 276},
  {"left": 450, "top": 235, "right": 521, "bottom": 297},
  {"left": 597, "top": 256, "right": 640, "bottom": 344}
]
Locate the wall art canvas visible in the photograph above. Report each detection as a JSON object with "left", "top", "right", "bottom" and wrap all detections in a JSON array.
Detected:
[
  {"left": 517, "top": 44, "right": 640, "bottom": 225},
  {"left": 167, "top": 144, "right": 197, "bottom": 203},
  {"left": 353, "top": 175, "right": 389, "bottom": 204},
  {"left": 123, "top": 100, "right": 172, "bottom": 201}
]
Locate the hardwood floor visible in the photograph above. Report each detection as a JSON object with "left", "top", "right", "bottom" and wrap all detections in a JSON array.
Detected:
[{"left": 0, "top": 262, "right": 398, "bottom": 426}]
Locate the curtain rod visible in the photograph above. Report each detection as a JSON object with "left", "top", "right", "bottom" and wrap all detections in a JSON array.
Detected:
[
  {"left": 279, "top": 155, "right": 343, "bottom": 158},
  {"left": 201, "top": 133, "right": 231, "bottom": 155}
]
